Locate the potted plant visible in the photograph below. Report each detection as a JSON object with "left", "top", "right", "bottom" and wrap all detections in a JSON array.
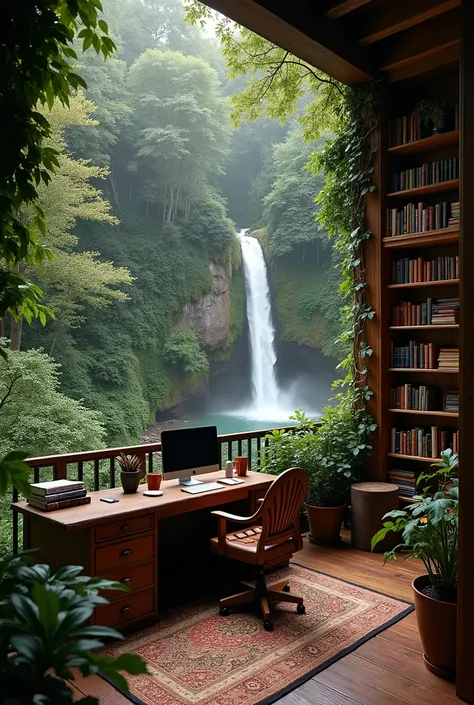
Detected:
[
  {"left": 304, "top": 402, "right": 372, "bottom": 545},
  {"left": 117, "top": 452, "right": 142, "bottom": 493},
  {"left": 260, "top": 402, "right": 373, "bottom": 545},
  {"left": 415, "top": 99, "right": 449, "bottom": 135},
  {"left": 372, "top": 449, "right": 459, "bottom": 680}
]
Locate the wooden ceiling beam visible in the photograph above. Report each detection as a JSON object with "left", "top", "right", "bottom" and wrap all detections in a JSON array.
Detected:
[
  {"left": 376, "top": 8, "right": 460, "bottom": 80},
  {"left": 359, "top": 0, "right": 460, "bottom": 46},
  {"left": 326, "top": 0, "right": 376, "bottom": 20},
  {"left": 199, "top": 0, "right": 374, "bottom": 84}
]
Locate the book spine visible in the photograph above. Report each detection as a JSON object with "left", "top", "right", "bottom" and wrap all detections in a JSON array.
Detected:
[{"left": 28, "top": 496, "right": 92, "bottom": 512}]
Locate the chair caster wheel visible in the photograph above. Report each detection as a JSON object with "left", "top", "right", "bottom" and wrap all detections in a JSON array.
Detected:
[
  {"left": 297, "top": 603, "right": 306, "bottom": 614},
  {"left": 264, "top": 620, "right": 274, "bottom": 632},
  {"left": 219, "top": 607, "right": 230, "bottom": 616},
  {"left": 282, "top": 584, "right": 290, "bottom": 592}
]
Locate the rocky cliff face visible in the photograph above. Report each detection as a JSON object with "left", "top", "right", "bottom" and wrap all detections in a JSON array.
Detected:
[{"left": 179, "top": 262, "right": 230, "bottom": 351}]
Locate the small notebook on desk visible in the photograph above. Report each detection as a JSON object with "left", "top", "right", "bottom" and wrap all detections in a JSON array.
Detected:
[{"left": 218, "top": 478, "right": 245, "bottom": 485}]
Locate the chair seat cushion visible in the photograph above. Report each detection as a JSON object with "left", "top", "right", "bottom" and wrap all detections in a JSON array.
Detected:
[{"left": 209, "top": 526, "right": 297, "bottom": 565}]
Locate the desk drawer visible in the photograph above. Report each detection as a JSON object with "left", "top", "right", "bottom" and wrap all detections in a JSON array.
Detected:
[
  {"left": 95, "top": 514, "right": 153, "bottom": 543},
  {"left": 95, "top": 587, "right": 154, "bottom": 627},
  {"left": 96, "top": 535, "right": 154, "bottom": 572},
  {"left": 101, "top": 561, "right": 155, "bottom": 598}
]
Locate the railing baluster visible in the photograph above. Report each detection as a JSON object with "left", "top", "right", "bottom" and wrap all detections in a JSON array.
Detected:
[
  {"left": 109, "top": 457, "right": 115, "bottom": 489},
  {"left": 77, "top": 461, "right": 83, "bottom": 482},
  {"left": 148, "top": 452, "right": 153, "bottom": 473},
  {"left": 227, "top": 441, "right": 232, "bottom": 462},
  {"left": 238, "top": 439, "right": 242, "bottom": 456},
  {"left": 256, "top": 436, "right": 261, "bottom": 470},
  {"left": 12, "top": 488, "right": 18, "bottom": 554},
  {"left": 247, "top": 439, "right": 252, "bottom": 469},
  {"left": 33, "top": 466, "right": 40, "bottom": 483},
  {"left": 94, "top": 459, "right": 100, "bottom": 491}
]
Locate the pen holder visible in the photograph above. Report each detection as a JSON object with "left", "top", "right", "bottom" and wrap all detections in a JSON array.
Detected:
[{"left": 147, "top": 473, "right": 162, "bottom": 491}]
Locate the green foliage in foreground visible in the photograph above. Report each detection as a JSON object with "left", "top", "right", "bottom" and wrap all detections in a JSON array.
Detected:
[
  {"left": 0, "top": 552, "right": 148, "bottom": 703},
  {"left": 372, "top": 449, "right": 459, "bottom": 603}
]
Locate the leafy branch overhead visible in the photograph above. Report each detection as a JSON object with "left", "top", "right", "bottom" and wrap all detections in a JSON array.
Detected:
[{"left": 0, "top": 0, "right": 116, "bottom": 323}]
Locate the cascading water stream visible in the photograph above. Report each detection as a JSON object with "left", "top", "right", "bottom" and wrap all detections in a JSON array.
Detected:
[{"left": 239, "top": 229, "right": 281, "bottom": 413}]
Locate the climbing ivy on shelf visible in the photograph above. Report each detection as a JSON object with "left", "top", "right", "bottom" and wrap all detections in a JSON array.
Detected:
[{"left": 309, "top": 82, "right": 379, "bottom": 439}]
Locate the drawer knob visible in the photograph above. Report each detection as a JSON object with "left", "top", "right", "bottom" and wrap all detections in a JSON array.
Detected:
[
  {"left": 121, "top": 524, "right": 131, "bottom": 532},
  {"left": 121, "top": 605, "right": 132, "bottom": 614},
  {"left": 121, "top": 549, "right": 132, "bottom": 557},
  {"left": 121, "top": 577, "right": 131, "bottom": 584}
]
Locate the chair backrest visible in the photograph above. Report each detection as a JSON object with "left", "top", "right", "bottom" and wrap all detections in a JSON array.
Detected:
[{"left": 257, "top": 467, "right": 308, "bottom": 556}]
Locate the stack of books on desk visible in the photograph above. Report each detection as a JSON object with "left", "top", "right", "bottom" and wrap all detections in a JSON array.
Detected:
[{"left": 28, "top": 479, "right": 90, "bottom": 512}]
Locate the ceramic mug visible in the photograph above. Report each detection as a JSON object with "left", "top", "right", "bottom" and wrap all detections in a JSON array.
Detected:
[
  {"left": 234, "top": 456, "right": 248, "bottom": 476},
  {"left": 147, "top": 473, "right": 162, "bottom": 490}
]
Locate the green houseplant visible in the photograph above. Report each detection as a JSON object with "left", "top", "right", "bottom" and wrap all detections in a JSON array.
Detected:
[
  {"left": 372, "top": 449, "right": 458, "bottom": 679},
  {"left": 415, "top": 100, "right": 449, "bottom": 135},
  {"left": 117, "top": 452, "right": 142, "bottom": 494},
  {"left": 261, "top": 403, "right": 373, "bottom": 545},
  {"left": 0, "top": 553, "right": 149, "bottom": 703}
]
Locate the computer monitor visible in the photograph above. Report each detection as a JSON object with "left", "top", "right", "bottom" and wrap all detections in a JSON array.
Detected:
[{"left": 161, "top": 425, "right": 220, "bottom": 486}]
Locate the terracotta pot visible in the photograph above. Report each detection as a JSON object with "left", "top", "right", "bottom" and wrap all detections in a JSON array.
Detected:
[
  {"left": 306, "top": 503, "right": 345, "bottom": 545},
  {"left": 413, "top": 575, "right": 457, "bottom": 680},
  {"left": 234, "top": 456, "right": 248, "bottom": 476},
  {"left": 120, "top": 470, "right": 140, "bottom": 494}
]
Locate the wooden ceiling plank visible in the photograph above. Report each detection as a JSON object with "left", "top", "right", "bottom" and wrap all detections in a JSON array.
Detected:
[
  {"left": 326, "top": 0, "right": 375, "bottom": 20},
  {"left": 359, "top": 0, "right": 461, "bottom": 46},
  {"left": 376, "top": 8, "right": 460, "bottom": 70},
  {"left": 200, "top": 0, "right": 374, "bottom": 84},
  {"left": 386, "top": 42, "right": 460, "bottom": 82}
]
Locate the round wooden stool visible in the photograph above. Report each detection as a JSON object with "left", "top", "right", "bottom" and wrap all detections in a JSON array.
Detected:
[{"left": 351, "top": 482, "right": 399, "bottom": 552}]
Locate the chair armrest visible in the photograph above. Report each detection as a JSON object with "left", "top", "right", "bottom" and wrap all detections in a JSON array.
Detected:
[{"left": 211, "top": 508, "right": 262, "bottom": 554}]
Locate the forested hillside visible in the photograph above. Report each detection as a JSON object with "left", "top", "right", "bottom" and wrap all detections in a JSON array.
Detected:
[
  {"left": 0, "top": 0, "right": 343, "bottom": 459},
  {"left": 6, "top": 0, "right": 240, "bottom": 449}
]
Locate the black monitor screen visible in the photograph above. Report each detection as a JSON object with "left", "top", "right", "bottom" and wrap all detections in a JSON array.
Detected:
[{"left": 161, "top": 426, "right": 219, "bottom": 474}]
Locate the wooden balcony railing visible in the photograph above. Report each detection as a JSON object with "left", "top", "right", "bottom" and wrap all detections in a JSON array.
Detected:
[{"left": 7, "top": 426, "right": 296, "bottom": 554}]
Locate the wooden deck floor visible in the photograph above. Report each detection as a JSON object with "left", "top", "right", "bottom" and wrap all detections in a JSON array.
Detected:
[{"left": 70, "top": 531, "right": 462, "bottom": 704}]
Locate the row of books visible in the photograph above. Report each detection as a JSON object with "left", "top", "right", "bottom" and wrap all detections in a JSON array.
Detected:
[
  {"left": 391, "top": 342, "right": 459, "bottom": 370},
  {"left": 439, "top": 348, "right": 459, "bottom": 370},
  {"left": 391, "top": 256, "right": 459, "bottom": 284},
  {"left": 391, "top": 298, "right": 459, "bottom": 327},
  {"left": 391, "top": 158, "right": 458, "bottom": 192},
  {"left": 28, "top": 479, "right": 90, "bottom": 512},
  {"left": 388, "top": 469, "right": 417, "bottom": 498},
  {"left": 390, "top": 426, "right": 459, "bottom": 458},
  {"left": 390, "top": 384, "right": 438, "bottom": 411},
  {"left": 389, "top": 106, "right": 459, "bottom": 147},
  {"left": 386, "top": 201, "right": 453, "bottom": 237},
  {"left": 449, "top": 201, "right": 459, "bottom": 227}
]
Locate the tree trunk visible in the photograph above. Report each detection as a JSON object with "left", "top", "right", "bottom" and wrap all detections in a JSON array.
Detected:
[
  {"left": 9, "top": 316, "right": 23, "bottom": 351},
  {"left": 109, "top": 173, "right": 120, "bottom": 207},
  {"left": 0, "top": 319, "right": 4, "bottom": 339}
]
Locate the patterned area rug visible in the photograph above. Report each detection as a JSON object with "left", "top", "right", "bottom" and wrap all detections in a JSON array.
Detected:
[{"left": 102, "top": 564, "right": 413, "bottom": 705}]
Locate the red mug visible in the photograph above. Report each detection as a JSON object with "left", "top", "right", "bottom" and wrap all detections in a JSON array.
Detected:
[
  {"left": 234, "top": 457, "right": 248, "bottom": 476},
  {"left": 147, "top": 473, "right": 162, "bottom": 490}
]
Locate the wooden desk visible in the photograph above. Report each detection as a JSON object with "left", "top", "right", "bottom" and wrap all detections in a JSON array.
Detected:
[{"left": 13, "top": 470, "right": 274, "bottom": 630}]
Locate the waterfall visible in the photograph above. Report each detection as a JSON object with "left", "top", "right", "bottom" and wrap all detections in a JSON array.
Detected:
[{"left": 239, "top": 229, "right": 280, "bottom": 413}]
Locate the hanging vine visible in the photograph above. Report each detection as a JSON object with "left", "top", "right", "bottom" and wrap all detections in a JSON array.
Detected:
[{"left": 308, "top": 82, "right": 379, "bottom": 434}]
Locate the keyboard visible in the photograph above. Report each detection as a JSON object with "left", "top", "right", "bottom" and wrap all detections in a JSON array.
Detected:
[{"left": 180, "top": 482, "right": 222, "bottom": 495}]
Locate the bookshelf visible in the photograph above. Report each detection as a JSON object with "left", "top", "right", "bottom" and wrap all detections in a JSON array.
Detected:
[{"left": 384, "top": 93, "right": 459, "bottom": 505}]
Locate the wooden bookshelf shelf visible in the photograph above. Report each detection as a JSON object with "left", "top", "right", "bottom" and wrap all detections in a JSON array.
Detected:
[
  {"left": 389, "top": 408, "right": 459, "bottom": 418},
  {"left": 387, "top": 130, "right": 459, "bottom": 156},
  {"left": 388, "top": 279, "right": 459, "bottom": 289},
  {"left": 387, "top": 179, "right": 459, "bottom": 199},
  {"left": 390, "top": 324, "right": 459, "bottom": 330},
  {"left": 388, "top": 452, "right": 441, "bottom": 463},
  {"left": 383, "top": 228, "right": 459, "bottom": 249},
  {"left": 389, "top": 368, "right": 459, "bottom": 373}
]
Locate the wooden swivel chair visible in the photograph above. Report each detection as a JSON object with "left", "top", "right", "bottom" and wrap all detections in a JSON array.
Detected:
[{"left": 209, "top": 467, "right": 308, "bottom": 631}]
